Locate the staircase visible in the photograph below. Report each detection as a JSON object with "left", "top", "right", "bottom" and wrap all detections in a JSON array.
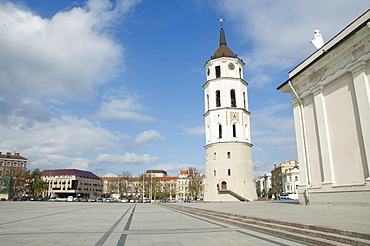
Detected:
[
  {"left": 218, "top": 189, "right": 251, "bottom": 202},
  {"left": 161, "top": 204, "right": 370, "bottom": 246}
]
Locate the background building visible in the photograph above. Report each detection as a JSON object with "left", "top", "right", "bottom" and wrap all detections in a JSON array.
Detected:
[
  {"left": 42, "top": 169, "right": 102, "bottom": 198},
  {"left": 0, "top": 152, "right": 28, "bottom": 200},
  {"left": 203, "top": 24, "right": 257, "bottom": 202},
  {"left": 278, "top": 10, "right": 370, "bottom": 205},
  {"left": 271, "top": 160, "right": 299, "bottom": 196}
]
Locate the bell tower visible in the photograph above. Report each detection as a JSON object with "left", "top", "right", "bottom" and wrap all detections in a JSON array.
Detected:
[{"left": 203, "top": 24, "right": 257, "bottom": 202}]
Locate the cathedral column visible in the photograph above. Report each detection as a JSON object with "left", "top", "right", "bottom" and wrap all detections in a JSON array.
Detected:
[
  {"left": 311, "top": 86, "right": 335, "bottom": 184},
  {"left": 349, "top": 61, "right": 370, "bottom": 180}
]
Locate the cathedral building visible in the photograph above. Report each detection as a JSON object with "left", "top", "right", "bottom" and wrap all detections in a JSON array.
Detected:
[
  {"left": 203, "top": 24, "right": 257, "bottom": 202},
  {"left": 278, "top": 10, "right": 370, "bottom": 205}
]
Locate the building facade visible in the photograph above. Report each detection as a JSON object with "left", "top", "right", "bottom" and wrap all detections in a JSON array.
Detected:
[
  {"left": 271, "top": 160, "right": 299, "bottom": 195},
  {"left": 278, "top": 10, "right": 370, "bottom": 205},
  {"left": 203, "top": 25, "right": 257, "bottom": 202},
  {"left": 282, "top": 166, "right": 300, "bottom": 200},
  {"left": 0, "top": 152, "right": 28, "bottom": 199},
  {"left": 42, "top": 169, "right": 103, "bottom": 198}
]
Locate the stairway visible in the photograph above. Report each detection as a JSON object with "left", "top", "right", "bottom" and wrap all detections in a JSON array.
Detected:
[
  {"left": 218, "top": 189, "right": 250, "bottom": 202},
  {"left": 161, "top": 204, "right": 370, "bottom": 246}
]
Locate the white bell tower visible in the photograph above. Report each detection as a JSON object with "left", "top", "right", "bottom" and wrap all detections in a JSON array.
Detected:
[{"left": 203, "top": 24, "right": 257, "bottom": 202}]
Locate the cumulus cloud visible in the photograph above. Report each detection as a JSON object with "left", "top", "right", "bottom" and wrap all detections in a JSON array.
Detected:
[
  {"left": 93, "top": 93, "right": 155, "bottom": 122},
  {"left": 0, "top": 0, "right": 125, "bottom": 102},
  {"left": 97, "top": 153, "right": 160, "bottom": 164},
  {"left": 218, "top": 0, "right": 369, "bottom": 86},
  {"left": 135, "top": 129, "right": 165, "bottom": 145}
]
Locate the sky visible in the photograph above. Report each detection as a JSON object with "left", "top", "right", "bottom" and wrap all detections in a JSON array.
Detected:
[{"left": 0, "top": 0, "right": 369, "bottom": 178}]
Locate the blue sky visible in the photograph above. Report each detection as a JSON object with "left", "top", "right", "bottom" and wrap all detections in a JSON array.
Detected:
[{"left": 0, "top": 0, "right": 368, "bottom": 177}]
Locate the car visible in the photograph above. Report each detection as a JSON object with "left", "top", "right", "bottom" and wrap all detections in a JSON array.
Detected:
[{"left": 97, "top": 198, "right": 104, "bottom": 202}]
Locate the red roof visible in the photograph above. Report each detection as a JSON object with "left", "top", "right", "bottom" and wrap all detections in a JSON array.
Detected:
[
  {"left": 0, "top": 152, "right": 27, "bottom": 160},
  {"left": 41, "top": 169, "right": 100, "bottom": 179}
]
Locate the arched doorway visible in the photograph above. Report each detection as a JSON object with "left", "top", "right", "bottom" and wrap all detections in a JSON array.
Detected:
[{"left": 221, "top": 181, "right": 227, "bottom": 191}]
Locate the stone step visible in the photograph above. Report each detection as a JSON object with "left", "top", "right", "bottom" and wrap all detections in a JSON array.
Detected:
[{"left": 162, "top": 204, "right": 370, "bottom": 246}]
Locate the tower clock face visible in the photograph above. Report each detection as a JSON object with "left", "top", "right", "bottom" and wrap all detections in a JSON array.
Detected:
[{"left": 228, "top": 63, "right": 235, "bottom": 70}]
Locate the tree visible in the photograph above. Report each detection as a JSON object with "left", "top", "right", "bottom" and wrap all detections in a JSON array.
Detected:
[
  {"left": 118, "top": 171, "right": 133, "bottom": 197},
  {"left": 187, "top": 167, "right": 203, "bottom": 200},
  {"left": 28, "top": 168, "right": 48, "bottom": 197},
  {"left": 10, "top": 168, "right": 30, "bottom": 197}
]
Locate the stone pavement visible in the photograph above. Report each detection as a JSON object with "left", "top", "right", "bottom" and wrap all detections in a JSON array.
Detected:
[
  {"left": 172, "top": 200, "right": 370, "bottom": 235},
  {"left": 0, "top": 201, "right": 311, "bottom": 246}
]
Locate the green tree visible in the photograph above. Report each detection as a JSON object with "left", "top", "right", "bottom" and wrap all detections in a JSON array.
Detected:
[
  {"left": 187, "top": 167, "right": 203, "bottom": 200},
  {"left": 28, "top": 168, "right": 48, "bottom": 197}
]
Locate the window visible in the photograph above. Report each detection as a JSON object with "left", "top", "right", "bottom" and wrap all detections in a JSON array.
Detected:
[
  {"left": 233, "top": 123, "right": 237, "bottom": 137},
  {"left": 216, "top": 90, "right": 221, "bottom": 107},
  {"left": 213, "top": 152, "right": 216, "bottom": 160},
  {"left": 227, "top": 152, "right": 231, "bottom": 159},
  {"left": 7, "top": 162, "right": 11, "bottom": 167},
  {"left": 228, "top": 169, "right": 231, "bottom": 176},
  {"left": 215, "top": 65, "right": 221, "bottom": 78},
  {"left": 213, "top": 170, "right": 216, "bottom": 177},
  {"left": 218, "top": 124, "right": 222, "bottom": 138},
  {"left": 239, "top": 68, "right": 242, "bottom": 78},
  {"left": 230, "top": 89, "right": 236, "bottom": 107},
  {"left": 243, "top": 92, "right": 246, "bottom": 109},
  {"left": 207, "top": 94, "right": 209, "bottom": 110},
  {"left": 295, "top": 176, "right": 298, "bottom": 181},
  {"left": 13, "top": 162, "right": 17, "bottom": 167}
]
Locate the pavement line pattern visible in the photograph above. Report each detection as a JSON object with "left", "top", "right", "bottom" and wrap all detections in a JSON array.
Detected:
[
  {"left": 95, "top": 204, "right": 134, "bottom": 246},
  {"left": 0, "top": 206, "right": 93, "bottom": 226},
  {"left": 118, "top": 204, "right": 137, "bottom": 245}
]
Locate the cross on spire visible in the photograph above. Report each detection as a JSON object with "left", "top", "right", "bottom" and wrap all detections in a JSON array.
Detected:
[{"left": 218, "top": 16, "right": 225, "bottom": 28}]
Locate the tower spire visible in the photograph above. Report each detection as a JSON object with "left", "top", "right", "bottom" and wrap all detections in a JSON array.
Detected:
[{"left": 218, "top": 17, "right": 227, "bottom": 46}]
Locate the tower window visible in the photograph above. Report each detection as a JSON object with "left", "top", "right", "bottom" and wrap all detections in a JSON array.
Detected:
[
  {"left": 216, "top": 90, "right": 221, "bottom": 107},
  {"left": 230, "top": 89, "right": 236, "bottom": 107},
  {"left": 214, "top": 170, "right": 216, "bottom": 177},
  {"left": 215, "top": 66, "right": 221, "bottom": 78},
  {"left": 207, "top": 94, "right": 210, "bottom": 110},
  {"left": 239, "top": 68, "right": 242, "bottom": 78},
  {"left": 243, "top": 92, "right": 246, "bottom": 109},
  {"left": 218, "top": 124, "right": 222, "bottom": 138},
  {"left": 214, "top": 152, "right": 216, "bottom": 160},
  {"left": 227, "top": 152, "right": 231, "bottom": 159},
  {"left": 228, "top": 169, "right": 231, "bottom": 176},
  {"left": 233, "top": 124, "right": 237, "bottom": 137}
]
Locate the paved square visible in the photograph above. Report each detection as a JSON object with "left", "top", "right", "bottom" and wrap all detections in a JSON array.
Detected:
[{"left": 0, "top": 201, "right": 309, "bottom": 245}]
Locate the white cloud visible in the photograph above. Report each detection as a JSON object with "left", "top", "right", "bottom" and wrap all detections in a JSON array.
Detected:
[
  {"left": 218, "top": 0, "right": 369, "bottom": 85},
  {"left": 180, "top": 125, "right": 205, "bottom": 136},
  {"left": 135, "top": 129, "right": 165, "bottom": 145},
  {"left": 94, "top": 95, "right": 155, "bottom": 122},
  {"left": 0, "top": 1, "right": 126, "bottom": 102},
  {"left": 97, "top": 153, "right": 160, "bottom": 164}
]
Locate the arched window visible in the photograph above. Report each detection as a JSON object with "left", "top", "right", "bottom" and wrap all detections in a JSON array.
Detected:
[
  {"left": 233, "top": 123, "right": 237, "bottom": 137},
  {"left": 216, "top": 65, "right": 221, "bottom": 78},
  {"left": 218, "top": 124, "right": 222, "bottom": 138},
  {"left": 213, "top": 152, "right": 216, "bottom": 160},
  {"left": 245, "top": 124, "right": 249, "bottom": 140},
  {"left": 227, "top": 152, "right": 231, "bottom": 159},
  {"left": 228, "top": 169, "right": 231, "bottom": 176},
  {"left": 214, "top": 170, "right": 216, "bottom": 177},
  {"left": 230, "top": 89, "right": 236, "bottom": 107},
  {"left": 243, "top": 92, "right": 246, "bottom": 109},
  {"left": 207, "top": 94, "right": 209, "bottom": 110},
  {"left": 216, "top": 90, "right": 221, "bottom": 107}
]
